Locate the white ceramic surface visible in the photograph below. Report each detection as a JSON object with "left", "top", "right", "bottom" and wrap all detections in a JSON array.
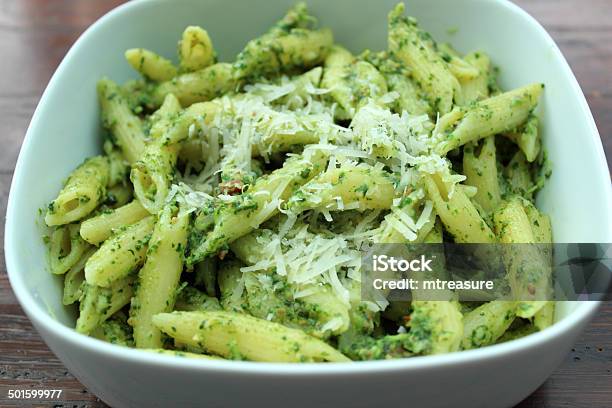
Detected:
[{"left": 5, "top": 0, "right": 612, "bottom": 407}]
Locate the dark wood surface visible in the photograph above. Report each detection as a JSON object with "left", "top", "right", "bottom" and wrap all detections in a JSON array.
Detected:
[{"left": 0, "top": 0, "right": 610, "bottom": 407}]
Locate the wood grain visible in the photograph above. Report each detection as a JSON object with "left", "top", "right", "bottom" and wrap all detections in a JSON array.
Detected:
[
  {"left": 0, "top": 0, "right": 125, "bottom": 173},
  {"left": 0, "top": 1, "right": 610, "bottom": 407},
  {"left": 514, "top": 0, "right": 612, "bottom": 171}
]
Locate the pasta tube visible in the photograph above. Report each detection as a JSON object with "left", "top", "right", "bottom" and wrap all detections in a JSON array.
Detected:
[
  {"left": 130, "top": 143, "right": 178, "bottom": 214},
  {"left": 232, "top": 4, "right": 325, "bottom": 81},
  {"left": 80, "top": 200, "right": 149, "bottom": 245},
  {"left": 503, "top": 151, "right": 533, "bottom": 198},
  {"left": 106, "top": 148, "right": 129, "bottom": 187},
  {"left": 376, "top": 198, "right": 436, "bottom": 244},
  {"left": 252, "top": 114, "right": 326, "bottom": 158},
  {"left": 152, "top": 311, "right": 350, "bottom": 362},
  {"left": 388, "top": 3, "right": 460, "bottom": 114},
  {"left": 458, "top": 51, "right": 491, "bottom": 105},
  {"left": 45, "top": 156, "right": 110, "bottom": 226},
  {"left": 217, "top": 260, "right": 247, "bottom": 313},
  {"left": 287, "top": 164, "right": 395, "bottom": 214},
  {"left": 424, "top": 174, "right": 495, "bottom": 243},
  {"left": 85, "top": 216, "right": 155, "bottom": 287},
  {"left": 408, "top": 301, "right": 464, "bottom": 354},
  {"left": 234, "top": 13, "right": 332, "bottom": 81},
  {"left": 523, "top": 200, "right": 553, "bottom": 245},
  {"left": 125, "top": 48, "right": 178, "bottom": 82},
  {"left": 385, "top": 72, "right": 431, "bottom": 116},
  {"left": 321, "top": 46, "right": 387, "bottom": 119},
  {"left": 178, "top": 26, "right": 215, "bottom": 72},
  {"left": 132, "top": 100, "right": 220, "bottom": 212},
  {"left": 504, "top": 114, "right": 540, "bottom": 162},
  {"left": 524, "top": 200, "right": 554, "bottom": 329},
  {"left": 462, "top": 301, "right": 517, "bottom": 349},
  {"left": 493, "top": 198, "right": 551, "bottom": 318},
  {"left": 98, "top": 78, "right": 146, "bottom": 164},
  {"left": 229, "top": 229, "right": 275, "bottom": 266},
  {"left": 437, "top": 43, "right": 479, "bottom": 82},
  {"left": 48, "top": 223, "right": 91, "bottom": 274},
  {"left": 435, "top": 83, "right": 543, "bottom": 155},
  {"left": 155, "top": 100, "right": 221, "bottom": 146},
  {"left": 148, "top": 93, "right": 183, "bottom": 140},
  {"left": 76, "top": 277, "right": 135, "bottom": 334},
  {"left": 463, "top": 136, "right": 501, "bottom": 212},
  {"left": 391, "top": 215, "right": 463, "bottom": 354},
  {"left": 363, "top": 51, "right": 431, "bottom": 115},
  {"left": 62, "top": 247, "right": 96, "bottom": 305},
  {"left": 130, "top": 203, "right": 189, "bottom": 348},
  {"left": 151, "top": 63, "right": 236, "bottom": 107}
]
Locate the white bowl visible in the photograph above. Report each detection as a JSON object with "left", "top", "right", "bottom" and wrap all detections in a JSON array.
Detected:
[{"left": 6, "top": 0, "right": 612, "bottom": 407}]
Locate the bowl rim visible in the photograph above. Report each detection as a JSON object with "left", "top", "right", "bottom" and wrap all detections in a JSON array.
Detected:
[{"left": 5, "top": 0, "right": 611, "bottom": 375}]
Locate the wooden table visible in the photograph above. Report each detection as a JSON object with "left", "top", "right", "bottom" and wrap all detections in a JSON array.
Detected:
[{"left": 0, "top": 1, "right": 610, "bottom": 406}]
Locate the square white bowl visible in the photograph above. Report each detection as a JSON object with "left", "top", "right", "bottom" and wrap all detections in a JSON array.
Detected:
[{"left": 5, "top": 0, "right": 611, "bottom": 407}]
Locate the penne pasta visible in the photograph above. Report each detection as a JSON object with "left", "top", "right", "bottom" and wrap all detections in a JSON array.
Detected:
[
  {"left": 388, "top": 3, "right": 460, "bottom": 114},
  {"left": 98, "top": 78, "right": 146, "bottom": 164},
  {"left": 462, "top": 301, "right": 517, "bottom": 349},
  {"left": 80, "top": 200, "right": 149, "bottom": 245},
  {"left": 76, "top": 277, "right": 135, "bottom": 334},
  {"left": 63, "top": 247, "right": 96, "bottom": 305},
  {"left": 287, "top": 163, "right": 396, "bottom": 214},
  {"left": 45, "top": 156, "right": 110, "bottom": 226},
  {"left": 234, "top": 6, "right": 332, "bottom": 81},
  {"left": 178, "top": 26, "right": 216, "bottom": 72},
  {"left": 152, "top": 311, "right": 350, "bottom": 362},
  {"left": 321, "top": 46, "right": 388, "bottom": 120},
  {"left": 493, "top": 198, "right": 552, "bottom": 318},
  {"left": 130, "top": 203, "right": 189, "bottom": 348},
  {"left": 84, "top": 216, "right": 155, "bottom": 287},
  {"left": 151, "top": 62, "right": 236, "bottom": 107},
  {"left": 48, "top": 223, "right": 91, "bottom": 274},
  {"left": 435, "top": 83, "right": 543, "bottom": 155},
  {"left": 463, "top": 136, "right": 501, "bottom": 212},
  {"left": 125, "top": 48, "right": 178, "bottom": 82},
  {"left": 424, "top": 174, "right": 496, "bottom": 243}
]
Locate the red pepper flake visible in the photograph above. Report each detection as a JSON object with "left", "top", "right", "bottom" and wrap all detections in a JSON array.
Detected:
[
  {"left": 219, "top": 180, "right": 243, "bottom": 195},
  {"left": 527, "top": 284, "right": 536, "bottom": 296}
]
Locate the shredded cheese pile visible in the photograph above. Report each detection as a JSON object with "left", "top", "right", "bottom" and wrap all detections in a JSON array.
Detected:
[{"left": 171, "top": 72, "right": 468, "bottom": 317}]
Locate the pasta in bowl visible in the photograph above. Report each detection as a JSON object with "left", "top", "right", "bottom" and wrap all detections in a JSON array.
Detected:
[
  {"left": 43, "top": 2, "right": 552, "bottom": 362},
  {"left": 6, "top": 0, "right": 609, "bottom": 406}
]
